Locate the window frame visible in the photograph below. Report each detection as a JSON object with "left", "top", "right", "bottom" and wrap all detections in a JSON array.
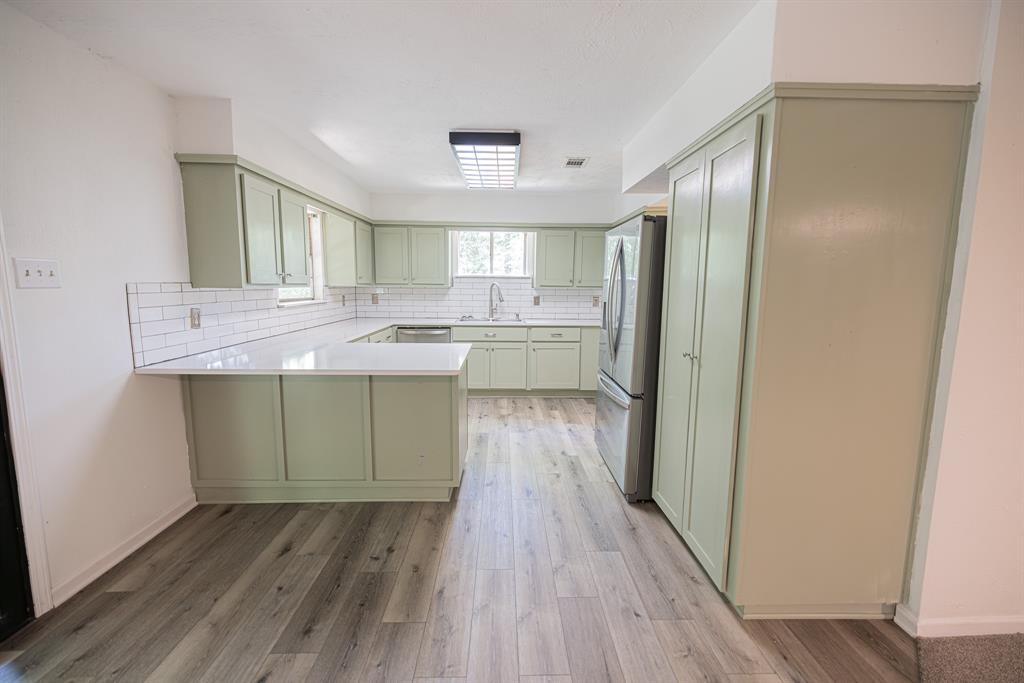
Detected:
[
  {"left": 277, "top": 208, "right": 323, "bottom": 305},
  {"left": 454, "top": 229, "right": 531, "bottom": 278}
]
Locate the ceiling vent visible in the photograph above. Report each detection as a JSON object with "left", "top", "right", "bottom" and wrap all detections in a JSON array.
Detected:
[{"left": 563, "top": 156, "right": 589, "bottom": 168}]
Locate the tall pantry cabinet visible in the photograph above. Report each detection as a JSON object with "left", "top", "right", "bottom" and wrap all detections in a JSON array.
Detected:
[{"left": 652, "top": 84, "right": 976, "bottom": 618}]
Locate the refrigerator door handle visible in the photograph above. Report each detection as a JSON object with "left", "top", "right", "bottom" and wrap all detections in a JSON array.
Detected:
[
  {"left": 597, "top": 373, "right": 632, "bottom": 410},
  {"left": 607, "top": 237, "right": 624, "bottom": 364}
]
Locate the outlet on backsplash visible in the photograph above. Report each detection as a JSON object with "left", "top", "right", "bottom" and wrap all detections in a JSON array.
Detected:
[
  {"left": 371, "top": 293, "right": 379, "bottom": 304},
  {"left": 533, "top": 295, "right": 540, "bottom": 305},
  {"left": 592, "top": 296, "right": 600, "bottom": 307}
]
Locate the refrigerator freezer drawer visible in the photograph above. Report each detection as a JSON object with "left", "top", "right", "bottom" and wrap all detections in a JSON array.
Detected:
[{"left": 595, "top": 372, "right": 646, "bottom": 500}]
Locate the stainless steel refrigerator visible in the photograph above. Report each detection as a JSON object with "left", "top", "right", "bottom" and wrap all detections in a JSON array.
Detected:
[{"left": 595, "top": 214, "right": 666, "bottom": 501}]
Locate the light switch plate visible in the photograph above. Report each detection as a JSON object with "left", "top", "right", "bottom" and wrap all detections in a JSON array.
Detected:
[
  {"left": 592, "top": 296, "right": 600, "bottom": 307},
  {"left": 14, "top": 258, "right": 61, "bottom": 289}
]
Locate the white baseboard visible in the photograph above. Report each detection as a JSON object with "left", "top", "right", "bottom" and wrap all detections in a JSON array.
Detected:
[
  {"left": 915, "top": 614, "right": 1024, "bottom": 638},
  {"left": 894, "top": 603, "right": 918, "bottom": 636},
  {"left": 49, "top": 495, "right": 197, "bottom": 606}
]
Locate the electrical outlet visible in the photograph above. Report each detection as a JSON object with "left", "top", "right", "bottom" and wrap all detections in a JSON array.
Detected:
[
  {"left": 14, "top": 258, "right": 61, "bottom": 289},
  {"left": 371, "top": 293, "right": 380, "bottom": 304},
  {"left": 592, "top": 296, "right": 600, "bottom": 307},
  {"left": 533, "top": 295, "right": 540, "bottom": 305},
  {"left": 189, "top": 307, "right": 201, "bottom": 329}
]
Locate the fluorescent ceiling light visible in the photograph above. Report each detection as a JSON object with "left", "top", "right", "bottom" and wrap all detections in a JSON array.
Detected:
[{"left": 449, "top": 130, "right": 521, "bottom": 190}]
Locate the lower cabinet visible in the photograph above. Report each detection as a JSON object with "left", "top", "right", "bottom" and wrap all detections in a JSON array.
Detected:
[
  {"left": 370, "top": 376, "right": 457, "bottom": 481},
  {"left": 529, "top": 342, "right": 581, "bottom": 389},
  {"left": 184, "top": 372, "right": 467, "bottom": 501},
  {"left": 187, "top": 375, "right": 281, "bottom": 482},
  {"left": 281, "top": 376, "right": 370, "bottom": 481},
  {"left": 489, "top": 343, "right": 529, "bottom": 389},
  {"left": 466, "top": 345, "right": 491, "bottom": 388}
]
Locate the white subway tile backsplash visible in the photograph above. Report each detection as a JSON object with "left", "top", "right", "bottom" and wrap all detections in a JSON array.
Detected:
[
  {"left": 128, "top": 282, "right": 357, "bottom": 367},
  {"left": 126, "top": 276, "right": 598, "bottom": 368}
]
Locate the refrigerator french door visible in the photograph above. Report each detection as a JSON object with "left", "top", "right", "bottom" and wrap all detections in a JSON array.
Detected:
[{"left": 595, "top": 214, "right": 666, "bottom": 501}]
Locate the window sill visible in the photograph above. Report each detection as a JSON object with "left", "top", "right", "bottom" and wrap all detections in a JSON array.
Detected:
[
  {"left": 277, "top": 298, "right": 321, "bottom": 309},
  {"left": 454, "top": 275, "right": 532, "bottom": 281}
]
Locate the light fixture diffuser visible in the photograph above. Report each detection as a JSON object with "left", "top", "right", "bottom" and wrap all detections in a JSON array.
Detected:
[{"left": 449, "top": 130, "right": 520, "bottom": 189}]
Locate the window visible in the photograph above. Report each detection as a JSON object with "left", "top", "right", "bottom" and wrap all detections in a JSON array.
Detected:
[
  {"left": 455, "top": 230, "right": 529, "bottom": 277},
  {"left": 278, "top": 209, "right": 322, "bottom": 303}
]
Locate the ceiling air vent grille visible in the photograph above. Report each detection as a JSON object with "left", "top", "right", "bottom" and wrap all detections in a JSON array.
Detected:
[{"left": 563, "top": 157, "right": 589, "bottom": 168}]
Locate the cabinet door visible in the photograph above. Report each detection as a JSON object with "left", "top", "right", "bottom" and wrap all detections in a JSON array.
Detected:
[
  {"left": 281, "top": 376, "right": 369, "bottom": 481},
  {"left": 323, "top": 210, "right": 356, "bottom": 287},
  {"left": 653, "top": 152, "right": 706, "bottom": 531},
  {"left": 681, "top": 115, "right": 761, "bottom": 590},
  {"left": 371, "top": 376, "right": 454, "bottom": 481},
  {"left": 410, "top": 227, "right": 448, "bottom": 285},
  {"left": 529, "top": 343, "right": 581, "bottom": 389},
  {"left": 574, "top": 230, "right": 606, "bottom": 287},
  {"left": 241, "top": 174, "right": 282, "bottom": 286},
  {"left": 579, "top": 327, "right": 600, "bottom": 390},
  {"left": 355, "top": 220, "right": 374, "bottom": 285},
  {"left": 490, "top": 342, "right": 527, "bottom": 389},
  {"left": 466, "top": 344, "right": 491, "bottom": 389},
  {"left": 187, "top": 376, "right": 281, "bottom": 481},
  {"left": 373, "top": 226, "right": 410, "bottom": 284},
  {"left": 534, "top": 230, "right": 576, "bottom": 287},
  {"left": 279, "top": 190, "right": 310, "bottom": 285}
]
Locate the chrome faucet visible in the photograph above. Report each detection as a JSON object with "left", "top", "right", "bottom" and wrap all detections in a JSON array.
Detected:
[{"left": 488, "top": 282, "right": 505, "bottom": 320}]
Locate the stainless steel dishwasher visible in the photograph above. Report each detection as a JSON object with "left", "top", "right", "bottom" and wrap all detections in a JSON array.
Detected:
[{"left": 396, "top": 327, "right": 452, "bottom": 343}]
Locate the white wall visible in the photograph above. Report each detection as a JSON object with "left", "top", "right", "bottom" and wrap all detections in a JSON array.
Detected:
[
  {"left": 0, "top": 3, "right": 195, "bottom": 606},
  {"left": 620, "top": 0, "right": 776, "bottom": 193},
  {"left": 771, "top": 0, "right": 989, "bottom": 84},
  {"left": 231, "top": 104, "right": 373, "bottom": 217},
  {"left": 371, "top": 190, "right": 665, "bottom": 225},
  {"left": 900, "top": 0, "right": 1024, "bottom": 638},
  {"left": 173, "top": 96, "right": 234, "bottom": 155}
]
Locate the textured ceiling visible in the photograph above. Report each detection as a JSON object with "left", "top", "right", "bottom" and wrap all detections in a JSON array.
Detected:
[{"left": 13, "top": 0, "right": 754, "bottom": 193}]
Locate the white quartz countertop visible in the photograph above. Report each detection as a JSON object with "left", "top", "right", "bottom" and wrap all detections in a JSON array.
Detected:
[{"left": 135, "top": 317, "right": 599, "bottom": 376}]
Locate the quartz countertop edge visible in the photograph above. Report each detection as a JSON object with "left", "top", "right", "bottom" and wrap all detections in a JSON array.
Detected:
[{"left": 134, "top": 317, "right": 599, "bottom": 376}]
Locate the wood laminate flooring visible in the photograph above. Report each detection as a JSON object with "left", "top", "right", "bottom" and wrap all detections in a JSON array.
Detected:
[{"left": 0, "top": 398, "right": 918, "bottom": 683}]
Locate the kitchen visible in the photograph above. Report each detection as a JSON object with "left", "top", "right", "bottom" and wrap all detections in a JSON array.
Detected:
[{"left": 0, "top": 2, "right": 1020, "bottom": 682}]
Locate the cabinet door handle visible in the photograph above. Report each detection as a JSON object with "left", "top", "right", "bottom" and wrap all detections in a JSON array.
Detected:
[{"left": 551, "top": 333, "right": 563, "bottom": 337}]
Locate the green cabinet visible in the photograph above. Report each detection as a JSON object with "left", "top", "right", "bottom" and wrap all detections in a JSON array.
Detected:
[
  {"left": 410, "top": 227, "right": 449, "bottom": 285},
  {"left": 356, "top": 220, "right": 374, "bottom": 285},
  {"left": 489, "top": 343, "right": 528, "bottom": 389},
  {"left": 534, "top": 228, "right": 606, "bottom": 288},
  {"left": 281, "top": 376, "right": 370, "bottom": 481},
  {"left": 324, "top": 212, "right": 375, "bottom": 287},
  {"left": 186, "top": 376, "right": 282, "bottom": 481},
  {"left": 533, "top": 230, "right": 576, "bottom": 287},
  {"left": 466, "top": 345, "right": 491, "bottom": 389},
  {"left": 579, "top": 328, "right": 600, "bottom": 391},
  {"left": 529, "top": 342, "right": 581, "bottom": 389},
  {"left": 373, "top": 226, "right": 410, "bottom": 284},
  {"left": 374, "top": 226, "right": 450, "bottom": 286},
  {"left": 371, "top": 376, "right": 456, "bottom": 481},
  {"left": 241, "top": 174, "right": 283, "bottom": 287},
  {"left": 279, "top": 190, "right": 311, "bottom": 285},
  {"left": 574, "top": 230, "right": 606, "bottom": 287},
  {"left": 653, "top": 115, "right": 761, "bottom": 589}
]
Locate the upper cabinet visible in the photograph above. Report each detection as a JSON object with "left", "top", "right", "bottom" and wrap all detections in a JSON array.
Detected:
[
  {"left": 278, "top": 189, "right": 311, "bottom": 286},
  {"left": 533, "top": 229, "right": 576, "bottom": 287},
  {"left": 533, "top": 228, "right": 606, "bottom": 288},
  {"left": 374, "top": 226, "right": 450, "bottom": 286},
  {"left": 324, "top": 211, "right": 374, "bottom": 287},
  {"left": 574, "top": 230, "right": 606, "bottom": 287},
  {"left": 373, "top": 226, "right": 411, "bottom": 284},
  {"left": 179, "top": 159, "right": 371, "bottom": 289}
]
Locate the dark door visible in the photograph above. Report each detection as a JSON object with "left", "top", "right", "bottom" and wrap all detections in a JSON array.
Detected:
[{"left": 0, "top": 371, "right": 32, "bottom": 641}]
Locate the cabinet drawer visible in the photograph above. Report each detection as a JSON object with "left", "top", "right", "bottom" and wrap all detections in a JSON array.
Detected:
[
  {"left": 452, "top": 327, "right": 528, "bottom": 342},
  {"left": 529, "top": 327, "right": 581, "bottom": 342}
]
